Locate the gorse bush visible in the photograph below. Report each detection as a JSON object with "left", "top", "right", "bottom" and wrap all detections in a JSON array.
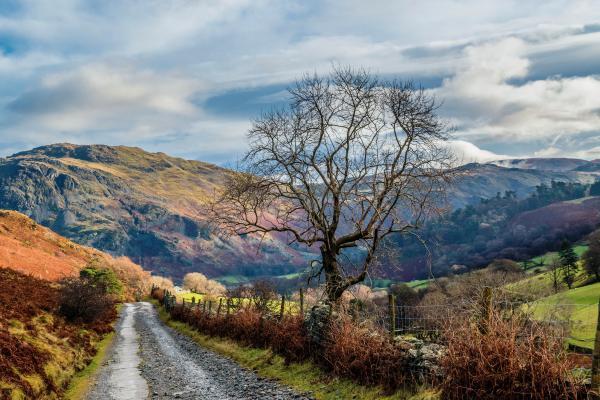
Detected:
[{"left": 80, "top": 264, "right": 123, "bottom": 295}]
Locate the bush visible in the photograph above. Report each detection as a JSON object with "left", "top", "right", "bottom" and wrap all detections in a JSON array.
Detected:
[
  {"left": 58, "top": 277, "right": 115, "bottom": 324},
  {"left": 322, "top": 315, "right": 410, "bottom": 391},
  {"left": 441, "top": 310, "right": 586, "bottom": 399},
  {"left": 80, "top": 264, "right": 123, "bottom": 295}
]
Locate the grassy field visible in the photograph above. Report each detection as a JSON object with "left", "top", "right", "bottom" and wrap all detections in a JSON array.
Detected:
[
  {"left": 521, "top": 245, "right": 588, "bottom": 273},
  {"left": 154, "top": 302, "right": 438, "bottom": 400},
  {"left": 177, "top": 292, "right": 301, "bottom": 314},
  {"left": 526, "top": 282, "right": 599, "bottom": 350}
]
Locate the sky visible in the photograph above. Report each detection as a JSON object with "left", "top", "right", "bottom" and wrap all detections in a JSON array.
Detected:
[{"left": 0, "top": 0, "right": 599, "bottom": 165}]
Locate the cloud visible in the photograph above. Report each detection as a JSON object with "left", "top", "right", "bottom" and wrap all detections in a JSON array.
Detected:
[
  {"left": 0, "top": 1, "right": 600, "bottom": 163},
  {"left": 436, "top": 37, "right": 600, "bottom": 152},
  {"left": 443, "top": 140, "right": 509, "bottom": 164},
  {"left": 7, "top": 64, "right": 200, "bottom": 132}
]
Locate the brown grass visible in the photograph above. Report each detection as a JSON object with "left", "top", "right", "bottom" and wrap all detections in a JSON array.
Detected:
[
  {"left": 440, "top": 311, "right": 588, "bottom": 399},
  {"left": 0, "top": 210, "right": 151, "bottom": 300},
  {"left": 0, "top": 268, "right": 116, "bottom": 398}
]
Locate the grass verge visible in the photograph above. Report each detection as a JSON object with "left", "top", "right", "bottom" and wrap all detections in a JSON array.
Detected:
[
  {"left": 152, "top": 301, "right": 438, "bottom": 400},
  {"left": 64, "top": 307, "right": 121, "bottom": 400}
]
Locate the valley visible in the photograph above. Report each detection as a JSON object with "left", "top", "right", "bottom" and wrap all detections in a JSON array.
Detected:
[{"left": 1, "top": 143, "right": 599, "bottom": 284}]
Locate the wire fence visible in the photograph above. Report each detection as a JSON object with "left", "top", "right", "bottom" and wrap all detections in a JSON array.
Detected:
[{"left": 155, "top": 285, "right": 599, "bottom": 398}]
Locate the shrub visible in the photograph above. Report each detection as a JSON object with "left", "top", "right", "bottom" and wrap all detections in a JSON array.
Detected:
[
  {"left": 80, "top": 264, "right": 123, "bottom": 295},
  {"left": 110, "top": 256, "right": 151, "bottom": 300},
  {"left": 441, "top": 310, "right": 586, "bottom": 399},
  {"left": 321, "top": 315, "right": 410, "bottom": 391},
  {"left": 58, "top": 277, "right": 115, "bottom": 324}
]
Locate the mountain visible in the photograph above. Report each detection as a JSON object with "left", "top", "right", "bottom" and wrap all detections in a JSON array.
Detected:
[
  {"left": 488, "top": 157, "right": 591, "bottom": 172},
  {"left": 449, "top": 162, "right": 597, "bottom": 208},
  {"left": 0, "top": 144, "right": 313, "bottom": 280},
  {"left": 0, "top": 143, "right": 597, "bottom": 281}
]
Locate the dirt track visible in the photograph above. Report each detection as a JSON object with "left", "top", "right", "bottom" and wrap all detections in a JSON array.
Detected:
[{"left": 86, "top": 302, "right": 309, "bottom": 400}]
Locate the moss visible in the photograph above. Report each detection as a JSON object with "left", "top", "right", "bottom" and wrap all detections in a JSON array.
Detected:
[
  {"left": 20, "top": 374, "right": 44, "bottom": 396},
  {"left": 153, "top": 302, "right": 438, "bottom": 400}
]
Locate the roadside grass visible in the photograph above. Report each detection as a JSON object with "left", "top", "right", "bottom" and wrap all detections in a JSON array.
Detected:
[
  {"left": 524, "top": 282, "right": 599, "bottom": 350},
  {"left": 64, "top": 332, "right": 115, "bottom": 400},
  {"left": 153, "top": 301, "right": 438, "bottom": 400}
]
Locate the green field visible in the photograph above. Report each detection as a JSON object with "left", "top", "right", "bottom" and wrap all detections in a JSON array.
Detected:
[
  {"left": 526, "top": 282, "right": 599, "bottom": 350},
  {"left": 521, "top": 245, "right": 588, "bottom": 273},
  {"left": 214, "top": 275, "right": 250, "bottom": 285},
  {"left": 177, "top": 292, "right": 301, "bottom": 314}
]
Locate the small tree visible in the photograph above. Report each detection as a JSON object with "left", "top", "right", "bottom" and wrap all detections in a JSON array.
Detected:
[
  {"left": 182, "top": 272, "right": 226, "bottom": 296},
  {"left": 151, "top": 275, "right": 174, "bottom": 291},
  {"left": 210, "top": 67, "right": 454, "bottom": 302},
  {"left": 558, "top": 240, "right": 578, "bottom": 289},
  {"left": 80, "top": 263, "right": 123, "bottom": 295},
  {"left": 583, "top": 230, "right": 600, "bottom": 281},
  {"left": 249, "top": 280, "right": 278, "bottom": 313},
  {"left": 548, "top": 256, "right": 562, "bottom": 293}
]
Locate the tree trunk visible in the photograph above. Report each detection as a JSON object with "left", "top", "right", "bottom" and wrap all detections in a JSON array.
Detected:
[{"left": 322, "top": 248, "right": 346, "bottom": 302}]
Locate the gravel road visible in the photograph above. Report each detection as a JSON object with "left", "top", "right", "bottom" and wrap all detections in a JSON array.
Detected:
[{"left": 86, "top": 302, "right": 310, "bottom": 400}]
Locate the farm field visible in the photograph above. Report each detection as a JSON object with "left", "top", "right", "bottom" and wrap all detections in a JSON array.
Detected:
[
  {"left": 520, "top": 245, "right": 588, "bottom": 273},
  {"left": 177, "top": 292, "right": 301, "bottom": 314},
  {"left": 526, "top": 282, "right": 600, "bottom": 350}
]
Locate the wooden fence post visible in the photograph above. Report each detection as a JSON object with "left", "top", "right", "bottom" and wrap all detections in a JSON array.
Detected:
[
  {"left": 299, "top": 288, "right": 304, "bottom": 315},
  {"left": 202, "top": 300, "right": 207, "bottom": 314},
  {"left": 208, "top": 300, "right": 213, "bottom": 316},
  {"left": 480, "top": 287, "right": 493, "bottom": 333},
  {"left": 279, "top": 295, "right": 286, "bottom": 319},
  {"left": 388, "top": 294, "right": 396, "bottom": 337},
  {"left": 592, "top": 298, "right": 600, "bottom": 396},
  {"left": 226, "top": 298, "right": 231, "bottom": 316},
  {"left": 217, "top": 298, "right": 222, "bottom": 317}
]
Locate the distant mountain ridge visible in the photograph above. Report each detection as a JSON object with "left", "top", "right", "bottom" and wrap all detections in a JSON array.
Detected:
[
  {"left": 0, "top": 144, "right": 598, "bottom": 281},
  {"left": 450, "top": 161, "right": 597, "bottom": 208},
  {"left": 0, "top": 143, "right": 313, "bottom": 280},
  {"left": 488, "top": 157, "right": 591, "bottom": 172}
]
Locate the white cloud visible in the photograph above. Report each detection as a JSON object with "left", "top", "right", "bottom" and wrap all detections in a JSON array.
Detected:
[
  {"left": 436, "top": 37, "right": 600, "bottom": 148},
  {"left": 443, "top": 140, "right": 509, "bottom": 164},
  {"left": 0, "top": 1, "right": 600, "bottom": 162},
  {"left": 7, "top": 64, "right": 200, "bottom": 132}
]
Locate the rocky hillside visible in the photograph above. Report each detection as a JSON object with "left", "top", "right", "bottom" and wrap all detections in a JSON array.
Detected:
[
  {"left": 0, "top": 144, "right": 313, "bottom": 280},
  {"left": 0, "top": 144, "right": 597, "bottom": 281}
]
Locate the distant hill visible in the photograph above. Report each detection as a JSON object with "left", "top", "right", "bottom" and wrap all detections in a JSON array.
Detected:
[
  {"left": 0, "top": 209, "right": 147, "bottom": 283},
  {"left": 0, "top": 144, "right": 313, "bottom": 280},
  {"left": 450, "top": 162, "right": 597, "bottom": 208},
  {"left": 0, "top": 143, "right": 597, "bottom": 281},
  {"left": 488, "top": 158, "right": 591, "bottom": 172}
]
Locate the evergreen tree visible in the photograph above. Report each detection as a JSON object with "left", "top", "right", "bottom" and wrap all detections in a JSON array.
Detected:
[
  {"left": 583, "top": 230, "right": 600, "bottom": 281},
  {"left": 558, "top": 240, "right": 578, "bottom": 289}
]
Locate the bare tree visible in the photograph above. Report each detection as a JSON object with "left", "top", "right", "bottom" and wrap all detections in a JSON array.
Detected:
[{"left": 210, "top": 67, "right": 454, "bottom": 302}]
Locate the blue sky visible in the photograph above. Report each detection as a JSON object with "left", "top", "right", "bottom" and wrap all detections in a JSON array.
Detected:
[{"left": 0, "top": 0, "right": 600, "bottom": 164}]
